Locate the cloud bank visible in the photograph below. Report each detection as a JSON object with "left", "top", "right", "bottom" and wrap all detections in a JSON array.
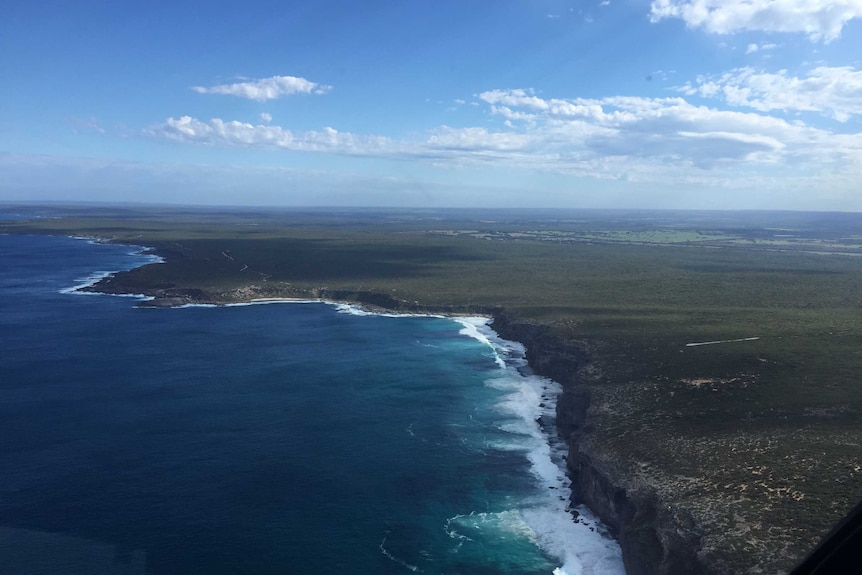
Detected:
[
  {"left": 146, "top": 87, "right": 862, "bottom": 189},
  {"left": 678, "top": 66, "right": 862, "bottom": 121},
  {"left": 148, "top": 117, "right": 389, "bottom": 155},
  {"left": 650, "top": 0, "right": 862, "bottom": 41}
]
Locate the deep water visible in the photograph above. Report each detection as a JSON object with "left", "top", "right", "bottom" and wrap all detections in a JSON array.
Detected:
[{"left": 0, "top": 234, "right": 623, "bottom": 575}]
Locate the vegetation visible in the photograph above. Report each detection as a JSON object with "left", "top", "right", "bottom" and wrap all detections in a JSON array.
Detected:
[{"left": 4, "top": 204, "right": 862, "bottom": 572}]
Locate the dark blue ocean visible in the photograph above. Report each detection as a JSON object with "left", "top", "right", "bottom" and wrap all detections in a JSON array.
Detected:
[{"left": 0, "top": 233, "right": 623, "bottom": 575}]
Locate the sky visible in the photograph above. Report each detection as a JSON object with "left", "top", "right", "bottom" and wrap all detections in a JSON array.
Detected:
[{"left": 1, "top": 0, "right": 861, "bottom": 210}]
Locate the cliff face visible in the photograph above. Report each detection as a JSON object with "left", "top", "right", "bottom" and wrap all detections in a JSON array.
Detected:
[{"left": 491, "top": 313, "right": 708, "bottom": 575}]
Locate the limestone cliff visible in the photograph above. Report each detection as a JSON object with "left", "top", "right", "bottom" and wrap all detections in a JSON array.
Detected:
[{"left": 491, "top": 313, "right": 709, "bottom": 575}]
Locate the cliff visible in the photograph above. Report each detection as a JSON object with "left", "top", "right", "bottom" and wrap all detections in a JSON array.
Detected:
[
  {"left": 491, "top": 313, "right": 708, "bottom": 575},
  {"left": 86, "top": 267, "right": 770, "bottom": 575},
  {"left": 11, "top": 211, "right": 861, "bottom": 575},
  {"left": 95, "top": 267, "right": 711, "bottom": 574}
]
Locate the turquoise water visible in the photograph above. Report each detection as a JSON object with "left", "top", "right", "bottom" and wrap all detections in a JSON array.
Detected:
[{"left": 0, "top": 234, "right": 623, "bottom": 574}]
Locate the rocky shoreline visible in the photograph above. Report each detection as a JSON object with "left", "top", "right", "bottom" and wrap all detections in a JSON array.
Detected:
[
  {"left": 84, "top": 257, "right": 714, "bottom": 575},
  {"left": 491, "top": 313, "right": 708, "bottom": 575}
]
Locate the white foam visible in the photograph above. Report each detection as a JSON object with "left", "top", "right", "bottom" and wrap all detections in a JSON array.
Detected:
[
  {"left": 60, "top": 270, "right": 116, "bottom": 294},
  {"left": 444, "top": 513, "right": 474, "bottom": 550},
  {"left": 54, "top": 242, "right": 625, "bottom": 573},
  {"left": 453, "top": 317, "right": 506, "bottom": 368},
  {"left": 60, "top": 237, "right": 163, "bottom": 299},
  {"left": 141, "top": 290, "right": 623, "bottom": 572},
  {"left": 524, "top": 503, "right": 625, "bottom": 575},
  {"left": 333, "top": 302, "right": 447, "bottom": 319},
  {"left": 379, "top": 537, "right": 421, "bottom": 572},
  {"left": 475, "top": 326, "right": 625, "bottom": 575},
  {"left": 334, "top": 302, "right": 373, "bottom": 316},
  {"left": 446, "top": 510, "right": 538, "bottom": 545},
  {"left": 60, "top": 268, "right": 155, "bottom": 301}
]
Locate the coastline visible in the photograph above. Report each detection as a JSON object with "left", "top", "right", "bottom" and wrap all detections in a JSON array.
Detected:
[
  {"left": 490, "top": 314, "right": 707, "bottom": 575},
  {"left": 6, "top": 233, "right": 619, "bottom": 574},
  {"left": 7, "top": 207, "right": 859, "bottom": 574},
  {"left": 65, "top": 236, "right": 632, "bottom": 573},
  {"left": 73, "top": 235, "right": 710, "bottom": 574}
]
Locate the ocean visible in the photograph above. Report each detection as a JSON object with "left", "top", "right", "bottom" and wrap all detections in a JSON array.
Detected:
[{"left": 0, "top": 233, "right": 624, "bottom": 575}]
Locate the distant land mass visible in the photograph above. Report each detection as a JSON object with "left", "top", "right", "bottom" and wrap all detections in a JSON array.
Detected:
[{"left": 4, "top": 204, "right": 862, "bottom": 574}]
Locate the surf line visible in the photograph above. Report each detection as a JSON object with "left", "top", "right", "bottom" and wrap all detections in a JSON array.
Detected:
[
  {"left": 686, "top": 336, "right": 760, "bottom": 347},
  {"left": 379, "top": 537, "right": 421, "bottom": 572}
]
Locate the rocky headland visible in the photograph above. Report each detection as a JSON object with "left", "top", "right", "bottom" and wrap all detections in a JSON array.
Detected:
[
  {"left": 87, "top": 267, "right": 713, "bottom": 574},
  {"left": 76, "top": 233, "right": 859, "bottom": 575}
]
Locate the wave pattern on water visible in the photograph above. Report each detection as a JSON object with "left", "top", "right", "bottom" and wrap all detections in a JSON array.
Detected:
[
  {"left": 59, "top": 237, "right": 163, "bottom": 298},
  {"left": 380, "top": 536, "right": 422, "bottom": 573},
  {"left": 458, "top": 320, "right": 625, "bottom": 575},
  {"left": 1, "top": 234, "right": 624, "bottom": 575}
]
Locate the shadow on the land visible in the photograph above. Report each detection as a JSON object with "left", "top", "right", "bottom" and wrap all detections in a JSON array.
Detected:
[{"left": 166, "top": 237, "right": 488, "bottom": 282}]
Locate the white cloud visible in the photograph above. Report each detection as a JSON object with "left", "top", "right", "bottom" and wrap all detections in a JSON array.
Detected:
[
  {"left": 147, "top": 117, "right": 390, "bottom": 155},
  {"left": 445, "top": 91, "right": 862, "bottom": 179},
  {"left": 649, "top": 0, "right": 862, "bottom": 42},
  {"left": 259, "top": 112, "right": 272, "bottom": 123},
  {"left": 146, "top": 116, "right": 542, "bottom": 166},
  {"left": 425, "top": 126, "right": 536, "bottom": 153},
  {"left": 479, "top": 88, "right": 550, "bottom": 111},
  {"left": 677, "top": 66, "right": 862, "bottom": 121},
  {"left": 156, "top": 95, "right": 856, "bottom": 176},
  {"left": 145, "top": 87, "right": 862, "bottom": 192},
  {"left": 746, "top": 42, "right": 781, "bottom": 54},
  {"left": 192, "top": 75, "right": 332, "bottom": 101}
]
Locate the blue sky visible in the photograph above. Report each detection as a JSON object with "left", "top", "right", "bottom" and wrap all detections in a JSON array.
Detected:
[{"left": 2, "top": 0, "right": 861, "bottom": 210}]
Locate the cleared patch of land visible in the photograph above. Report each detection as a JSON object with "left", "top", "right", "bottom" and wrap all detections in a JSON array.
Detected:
[{"left": 4, "top": 205, "right": 862, "bottom": 573}]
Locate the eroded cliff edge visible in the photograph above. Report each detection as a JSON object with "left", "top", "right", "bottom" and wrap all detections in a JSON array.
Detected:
[
  {"left": 89, "top": 267, "right": 831, "bottom": 575},
  {"left": 491, "top": 313, "right": 707, "bottom": 575}
]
